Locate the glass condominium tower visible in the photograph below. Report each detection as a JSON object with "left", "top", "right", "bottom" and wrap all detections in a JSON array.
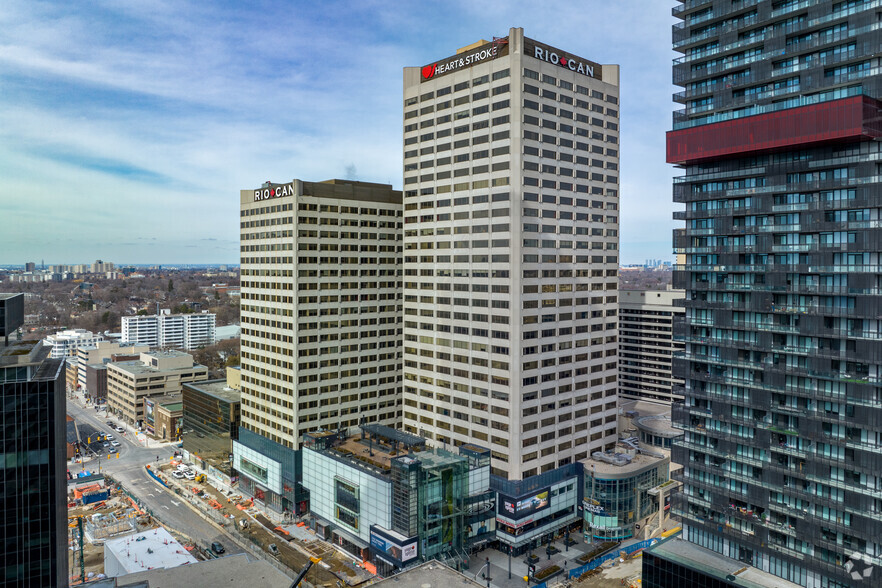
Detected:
[
  {"left": 670, "top": 1, "right": 882, "bottom": 586},
  {"left": 403, "top": 28, "right": 621, "bottom": 480}
]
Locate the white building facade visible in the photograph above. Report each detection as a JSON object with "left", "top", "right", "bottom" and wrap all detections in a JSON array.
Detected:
[
  {"left": 44, "top": 329, "right": 104, "bottom": 360},
  {"left": 402, "top": 28, "right": 621, "bottom": 479},
  {"left": 121, "top": 311, "right": 216, "bottom": 350}
]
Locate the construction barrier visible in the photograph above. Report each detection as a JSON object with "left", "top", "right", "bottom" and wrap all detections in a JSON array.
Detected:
[{"left": 559, "top": 537, "right": 663, "bottom": 584}]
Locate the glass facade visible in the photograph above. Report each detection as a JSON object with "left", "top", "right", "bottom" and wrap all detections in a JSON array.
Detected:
[
  {"left": 392, "top": 450, "right": 469, "bottom": 562},
  {"left": 181, "top": 380, "right": 239, "bottom": 470},
  {"left": 671, "top": 1, "right": 882, "bottom": 586},
  {"left": 584, "top": 460, "right": 667, "bottom": 541},
  {"left": 0, "top": 340, "right": 68, "bottom": 587}
]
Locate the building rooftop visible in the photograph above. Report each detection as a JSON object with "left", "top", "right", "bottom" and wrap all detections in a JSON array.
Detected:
[
  {"left": 581, "top": 444, "right": 668, "bottom": 476},
  {"left": 372, "top": 561, "right": 483, "bottom": 587},
  {"left": 104, "top": 528, "right": 197, "bottom": 576},
  {"left": 0, "top": 339, "right": 46, "bottom": 366},
  {"left": 646, "top": 536, "right": 803, "bottom": 588},
  {"left": 157, "top": 402, "right": 182, "bottom": 413},
  {"left": 634, "top": 414, "right": 680, "bottom": 439},
  {"left": 183, "top": 379, "right": 241, "bottom": 403}
]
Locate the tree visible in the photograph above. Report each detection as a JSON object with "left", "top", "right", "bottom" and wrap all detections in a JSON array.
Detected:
[{"left": 168, "top": 279, "right": 174, "bottom": 292}]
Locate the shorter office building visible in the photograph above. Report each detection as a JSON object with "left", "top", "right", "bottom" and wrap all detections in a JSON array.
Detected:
[
  {"left": 143, "top": 395, "right": 182, "bottom": 442},
  {"left": 642, "top": 536, "right": 803, "bottom": 588},
  {"left": 106, "top": 351, "right": 207, "bottom": 426},
  {"left": 103, "top": 528, "right": 197, "bottom": 577},
  {"left": 45, "top": 328, "right": 104, "bottom": 361},
  {"left": 494, "top": 464, "right": 582, "bottom": 556},
  {"left": 182, "top": 376, "right": 240, "bottom": 476},
  {"left": 121, "top": 310, "right": 216, "bottom": 350},
  {"left": 581, "top": 441, "right": 670, "bottom": 542},
  {"left": 84, "top": 363, "right": 108, "bottom": 404},
  {"left": 1, "top": 293, "right": 69, "bottom": 587},
  {"left": 299, "top": 425, "right": 495, "bottom": 573},
  {"left": 618, "top": 289, "right": 684, "bottom": 404},
  {"left": 77, "top": 341, "right": 149, "bottom": 397}
]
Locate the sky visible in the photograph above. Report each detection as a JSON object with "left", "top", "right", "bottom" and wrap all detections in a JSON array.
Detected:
[{"left": 0, "top": 0, "right": 677, "bottom": 265}]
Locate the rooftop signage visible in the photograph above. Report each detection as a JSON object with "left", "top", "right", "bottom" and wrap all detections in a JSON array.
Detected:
[
  {"left": 524, "top": 38, "right": 601, "bottom": 79},
  {"left": 420, "top": 39, "right": 509, "bottom": 82},
  {"left": 253, "top": 182, "right": 295, "bottom": 202}
]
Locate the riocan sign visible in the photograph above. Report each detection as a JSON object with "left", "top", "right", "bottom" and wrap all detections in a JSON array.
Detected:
[
  {"left": 254, "top": 182, "right": 295, "bottom": 202},
  {"left": 524, "top": 39, "right": 601, "bottom": 79},
  {"left": 420, "top": 39, "right": 508, "bottom": 82}
]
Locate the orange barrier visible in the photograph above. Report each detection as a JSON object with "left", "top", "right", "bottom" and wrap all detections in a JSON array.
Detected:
[{"left": 274, "top": 526, "right": 290, "bottom": 535}]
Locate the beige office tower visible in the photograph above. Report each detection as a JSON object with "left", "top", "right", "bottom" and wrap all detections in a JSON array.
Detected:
[
  {"left": 235, "top": 179, "right": 402, "bottom": 513},
  {"left": 402, "top": 28, "right": 620, "bottom": 479}
]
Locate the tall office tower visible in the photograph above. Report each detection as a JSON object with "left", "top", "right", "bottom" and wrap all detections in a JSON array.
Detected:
[
  {"left": 659, "top": 1, "right": 882, "bottom": 586},
  {"left": 403, "top": 28, "right": 620, "bottom": 480},
  {"left": 234, "top": 179, "right": 402, "bottom": 514},
  {"left": 0, "top": 294, "right": 68, "bottom": 587},
  {"left": 618, "top": 289, "right": 685, "bottom": 404}
]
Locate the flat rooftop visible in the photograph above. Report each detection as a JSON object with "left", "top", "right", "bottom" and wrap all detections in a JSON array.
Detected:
[
  {"left": 116, "top": 553, "right": 290, "bottom": 588},
  {"left": 647, "top": 536, "right": 803, "bottom": 588},
  {"left": 336, "top": 435, "right": 399, "bottom": 471},
  {"left": 104, "top": 528, "right": 197, "bottom": 575},
  {"left": 372, "top": 561, "right": 483, "bottom": 587},
  {"left": 581, "top": 448, "right": 666, "bottom": 476},
  {"left": 184, "top": 379, "right": 240, "bottom": 403},
  {"left": 110, "top": 360, "right": 202, "bottom": 376}
]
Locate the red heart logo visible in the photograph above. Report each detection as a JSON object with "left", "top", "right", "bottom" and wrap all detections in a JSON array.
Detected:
[{"left": 422, "top": 63, "right": 437, "bottom": 79}]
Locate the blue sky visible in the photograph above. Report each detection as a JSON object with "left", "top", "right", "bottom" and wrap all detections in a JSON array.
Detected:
[{"left": 0, "top": 0, "right": 677, "bottom": 265}]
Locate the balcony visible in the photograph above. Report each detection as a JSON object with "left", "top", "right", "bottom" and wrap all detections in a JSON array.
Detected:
[{"left": 668, "top": 95, "right": 882, "bottom": 164}]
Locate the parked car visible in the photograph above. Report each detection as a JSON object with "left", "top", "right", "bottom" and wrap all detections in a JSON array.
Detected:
[
  {"left": 172, "top": 471, "right": 184, "bottom": 479},
  {"left": 102, "top": 442, "right": 110, "bottom": 448},
  {"left": 211, "top": 542, "right": 225, "bottom": 554},
  {"left": 106, "top": 421, "right": 114, "bottom": 426},
  {"left": 184, "top": 471, "right": 196, "bottom": 480},
  {"left": 105, "top": 434, "right": 114, "bottom": 440},
  {"left": 111, "top": 441, "right": 120, "bottom": 447},
  {"left": 115, "top": 427, "right": 125, "bottom": 433}
]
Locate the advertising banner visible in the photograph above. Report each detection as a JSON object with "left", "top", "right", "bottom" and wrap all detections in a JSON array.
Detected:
[
  {"left": 498, "top": 488, "right": 550, "bottom": 520},
  {"left": 370, "top": 525, "right": 418, "bottom": 566}
]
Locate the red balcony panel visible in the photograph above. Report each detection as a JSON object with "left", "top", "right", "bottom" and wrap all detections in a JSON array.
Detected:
[{"left": 667, "top": 96, "right": 882, "bottom": 165}]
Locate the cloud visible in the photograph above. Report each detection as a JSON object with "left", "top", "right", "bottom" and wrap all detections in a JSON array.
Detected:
[{"left": 0, "top": 0, "right": 678, "bottom": 264}]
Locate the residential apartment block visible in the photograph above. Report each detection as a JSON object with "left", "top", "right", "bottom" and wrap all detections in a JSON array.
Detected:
[
  {"left": 659, "top": 1, "right": 882, "bottom": 586},
  {"left": 44, "top": 328, "right": 104, "bottom": 361},
  {"left": 618, "top": 289, "right": 685, "bottom": 404},
  {"left": 121, "top": 310, "right": 216, "bottom": 350},
  {"left": 402, "top": 28, "right": 621, "bottom": 480},
  {"left": 234, "top": 179, "right": 402, "bottom": 513}
]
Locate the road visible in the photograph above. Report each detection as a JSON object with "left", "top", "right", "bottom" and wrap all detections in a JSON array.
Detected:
[{"left": 67, "top": 396, "right": 247, "bottom": 558}]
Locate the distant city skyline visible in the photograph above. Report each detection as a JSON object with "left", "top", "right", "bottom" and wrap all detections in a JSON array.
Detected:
[{"left": 1, "top": 1, "right": 676, "bottom": 264}]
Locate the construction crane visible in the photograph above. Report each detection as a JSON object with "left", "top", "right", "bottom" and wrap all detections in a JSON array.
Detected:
[{"left": 289, "top": 556, "right": 321, "bottom": 588}]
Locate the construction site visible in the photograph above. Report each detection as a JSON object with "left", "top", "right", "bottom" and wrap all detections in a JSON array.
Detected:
[{"left": 67, "top": 458, "right": 379, "bottom": 587}]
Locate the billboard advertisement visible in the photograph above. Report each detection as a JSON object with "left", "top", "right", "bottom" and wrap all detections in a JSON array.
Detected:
[
  {"left": 370, "top": 525, "right": 418, "bottom": 567},
  {"left": 498, "top": 488, "right": 550, "bottom": 520}
]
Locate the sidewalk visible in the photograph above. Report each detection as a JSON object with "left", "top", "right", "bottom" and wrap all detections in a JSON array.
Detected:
[{"left": 468, "top": 537, "right": 596, "bottom": 588}]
